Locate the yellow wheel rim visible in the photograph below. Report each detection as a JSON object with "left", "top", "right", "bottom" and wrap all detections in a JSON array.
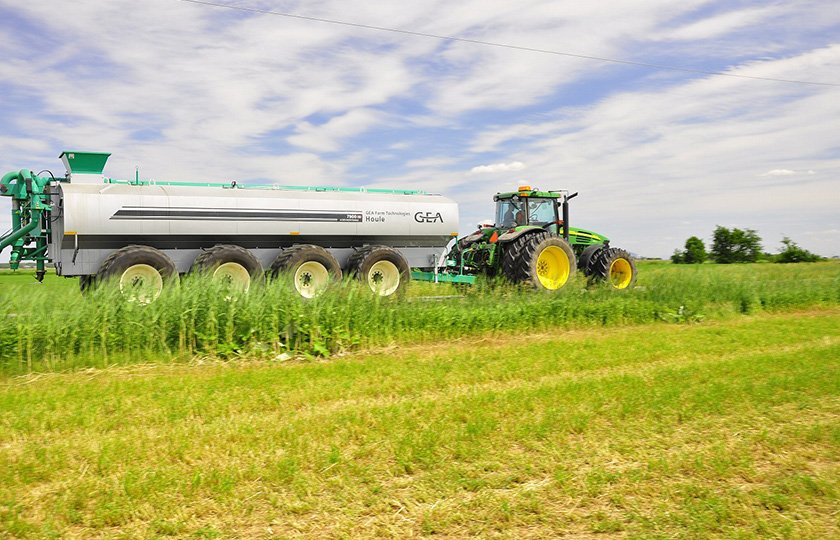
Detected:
[
  {"left": 294, "top": 261, "right": 329, "bottom": 298},
  {"left": 119, "top": 264, "right": 163, "bottom": 304},
  {"left": 609, "top": 258, "right": 633, "bottom": 289},
  {"left": 213, "top": 262, "right": 252, "bottom": 293},
  {"left": 536, "top": 245, "right": 570, "bottom": 290},
  {"left": 367, "top": 260, "right": 401, "bottom": 296}
]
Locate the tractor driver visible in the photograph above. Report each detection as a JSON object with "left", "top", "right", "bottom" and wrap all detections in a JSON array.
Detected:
[{"left": 501, "top": 202, "right": 525, "bottom": 228}]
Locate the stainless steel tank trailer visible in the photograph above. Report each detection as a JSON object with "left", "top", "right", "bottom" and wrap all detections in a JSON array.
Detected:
[{"left": 1, "top": 151, "right": 636, "bottom": 300}]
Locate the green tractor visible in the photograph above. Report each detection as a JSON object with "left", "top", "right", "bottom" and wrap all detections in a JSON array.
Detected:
[{"left": 419, "top": 186, "right": 637, "bottom": 291}]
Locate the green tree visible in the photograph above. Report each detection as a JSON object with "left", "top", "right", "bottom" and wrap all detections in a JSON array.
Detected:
[
  {"left": 775, "top": 237, "right": 821, "bottom": 263},
  {"left": 711, "top": 226, "right": 762, "bottom": 263},
  {"left": 671, "top": 236, "right": 707, "bottom": 264},
  {"left": 684, "top": 236, "right": 707, "bottom": 264}
]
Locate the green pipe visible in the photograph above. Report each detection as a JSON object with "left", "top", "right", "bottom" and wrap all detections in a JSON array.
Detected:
[
  {"left": 21, "top": 243, "right": 48, "bottom": 259},
  {"left": 0, "top": 170, "right": 17, "bottom": 184},
  {"left": 0, "top": 170, "right": 34, "bottom": 200},
  {"left": 0, "top": 212, "right": 39, "bottom": 251},
  {"left": 10, "top": 200, "right": 21, "bottom": 234},
  {"left": 36, "top": 240, "right": 46, "bottom": 281},
  {"left": 1, "top": 170, "right": 21, "bottom": 198},
  {"left": 102, "top": 177, "right": 426, "bottom": 194}
]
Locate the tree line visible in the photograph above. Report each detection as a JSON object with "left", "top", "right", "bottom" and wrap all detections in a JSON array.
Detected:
[{"left": 672, "top": 226, "right": 823, "bottom": 264}]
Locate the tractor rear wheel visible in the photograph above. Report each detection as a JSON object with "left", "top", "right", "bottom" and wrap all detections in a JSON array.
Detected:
[
  {"left": 503, "top": 233, "right": 576, "bottom": 291},
  {"left": 270, "top": 245, "right": 341, "bottom": 298},
  {"left": 96, "top": 245, "right": 179, "bottom": 303},
  {"left": 190, "top": 244, "right": 264, "bottom": 293},
  {"left": 347, "top": 245, "right": 410, "bottom": 296},
  {"left": 591, "top": 247, "right": 637, "bottom": 290}
]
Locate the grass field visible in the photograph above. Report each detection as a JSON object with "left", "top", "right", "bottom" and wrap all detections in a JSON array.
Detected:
[
  {"left": 1, "top": 308, "right": 838, "bottom": 538},
  {"left": 1, "top": 262, "right": 839, "bottom": 538}
]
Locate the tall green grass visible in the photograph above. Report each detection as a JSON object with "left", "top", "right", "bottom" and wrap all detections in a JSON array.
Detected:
[{"left": 1, "top": 261, "right": 838, "bottom": 375}]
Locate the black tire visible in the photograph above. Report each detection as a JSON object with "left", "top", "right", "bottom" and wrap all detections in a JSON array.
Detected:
[
  {"left": 270, "top": 245, "right": 342, "bottom": 298},
  {"left": 579, "top": 243, "right": 607, "bottom": 276},
  {"left": 96, "top": 245, "right": 179, "bottom": 303},
  {"left": 501, "top": 231, "right": 549, "bottom": 282},
  {"left": 190, "top": 244, "right": 265, "bottom": 291},
  {"left": 502, "top": 233, "right": 577, "bottom": 291},
  {"left": 591, "top": 247, "right": 637, "bottom": 290},
  {"left": 347, "top": 245, "right": 410, "bottom": 297},
  {"left": 79, "top": 275, "right": 96, "bottom": 294}
]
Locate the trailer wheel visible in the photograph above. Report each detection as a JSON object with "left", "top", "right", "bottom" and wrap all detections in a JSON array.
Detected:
[
  {"left": 270, "top": 245, "right": 341, "bottom": 298},
  {"left": 190, "top": 244, "right": 264, "bottom": 293},
  {"left": 347, "top": 245, "right": 410, "bottom": 296},
  {"left": 96, "top": 245, "right": 178, "bottom": 303},
  {"left": 579, "top": 243, "right": 607, "bottom": 276},
  {"left": 591, "top": 247, "right": 637, "bottom": 290},
  {"left": 503, "top": 233, "right": 576, "bottom": 291},
  {"left": 79, "top": 275, "right": 96, "bottom": 294}
]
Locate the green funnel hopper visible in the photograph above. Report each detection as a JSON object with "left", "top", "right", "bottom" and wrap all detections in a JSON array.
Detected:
[{"left": 59, "top": 151, "right": 111, "bottom": 175}]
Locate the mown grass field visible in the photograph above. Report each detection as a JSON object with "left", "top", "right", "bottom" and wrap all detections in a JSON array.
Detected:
[{"left": 1, "top": 262, "right": 839, "bottom": 538}]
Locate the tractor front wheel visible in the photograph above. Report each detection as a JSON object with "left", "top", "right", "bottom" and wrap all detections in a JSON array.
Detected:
[
  {"left": 591, "top": 247, "right": 637, "bottom": 290},
  {"left": 579, "top": 243, "right": 607, "bottom": 276}
]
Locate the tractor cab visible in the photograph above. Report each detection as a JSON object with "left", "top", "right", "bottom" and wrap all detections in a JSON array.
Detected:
[{"left": 494, "top": 187, "right": 563, "bottom": 234}]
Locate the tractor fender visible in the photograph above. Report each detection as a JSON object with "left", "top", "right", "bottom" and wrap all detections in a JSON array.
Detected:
[
  {"left": 497, "top": 226, "right": 544, "bottom": 244},
  {"left": 458, "top": 231, "right": 484, "bottom": 248}
]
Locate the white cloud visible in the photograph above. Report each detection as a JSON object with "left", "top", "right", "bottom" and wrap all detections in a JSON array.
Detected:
[
  {"left": 761, "top": 169, "right": 817, "bottom": 176},
  {"left": 470, "top": 162, "right": 525, "bottom": 174},
  {"left": 287, "top": 109, "right": 383, "bottom": 153},
  {"left": 659, "top": 7, "right": 780, "bottom": 41}
]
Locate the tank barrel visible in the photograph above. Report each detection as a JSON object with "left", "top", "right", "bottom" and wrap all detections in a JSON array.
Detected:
[{"left": 2, "top": 151, "right": 461, "bottom": 295}]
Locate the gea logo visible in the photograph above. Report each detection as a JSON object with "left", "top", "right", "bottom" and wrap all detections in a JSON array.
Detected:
[{"left": 414, "top": 212, "right": 444, "bottom": 223}]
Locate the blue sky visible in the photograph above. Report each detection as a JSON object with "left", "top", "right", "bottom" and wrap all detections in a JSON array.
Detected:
[{"left": 1, "top": 0, "right": 839, "bottom": 259}]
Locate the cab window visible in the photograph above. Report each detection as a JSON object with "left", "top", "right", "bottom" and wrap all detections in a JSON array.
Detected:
[
  {"left": 526, "top": 198, "right": 557, "bottom": 226},
  {"left": 496, "top": 199, "right": 525, "bottom": 228}
]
